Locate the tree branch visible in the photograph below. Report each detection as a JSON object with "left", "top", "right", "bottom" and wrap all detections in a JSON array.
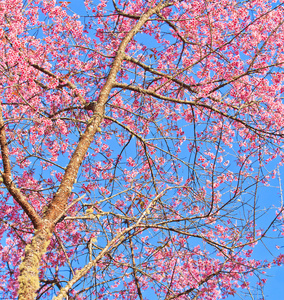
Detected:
[{"left": 0, "top": 103, "right": 42, "bottom": 229}]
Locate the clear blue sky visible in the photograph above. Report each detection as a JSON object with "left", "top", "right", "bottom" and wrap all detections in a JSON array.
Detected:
[{"left": 65, "top": 1, "right": 284, "bottom": 299}]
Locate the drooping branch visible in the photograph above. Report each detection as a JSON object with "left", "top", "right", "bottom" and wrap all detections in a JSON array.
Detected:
[{"left": 0, "top": 102, "right": 42, "bottom": 229}]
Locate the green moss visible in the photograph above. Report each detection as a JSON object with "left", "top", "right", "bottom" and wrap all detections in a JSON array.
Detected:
[{"left": 18, "top": 230, "right": 52, "bottom": 300}]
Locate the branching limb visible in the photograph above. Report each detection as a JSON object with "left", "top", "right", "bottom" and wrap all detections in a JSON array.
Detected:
[{"left": 0, "top": 102, "right": 42, "bottom": 229}]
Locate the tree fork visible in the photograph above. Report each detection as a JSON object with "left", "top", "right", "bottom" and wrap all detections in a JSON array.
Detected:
[{"left": 17, "top": 1, "right": 170, "bottom": 299}]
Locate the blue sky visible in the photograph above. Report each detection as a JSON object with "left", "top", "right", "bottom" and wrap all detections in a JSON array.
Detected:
[{"left": 40, "top": 0, "right": 284, "bottom": 298}]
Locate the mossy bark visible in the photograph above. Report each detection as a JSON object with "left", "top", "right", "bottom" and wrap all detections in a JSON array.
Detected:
[{"left": 18, "top": 227, "right": 52, "bottom": 300}]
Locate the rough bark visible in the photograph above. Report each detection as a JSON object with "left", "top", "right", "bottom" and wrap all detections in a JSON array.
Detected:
[
  {"left": 15, "top": 1, "right": 170, "bottom": 299},
  {"left": 18, "top": 227, "right": 52, "bottom": 300}
]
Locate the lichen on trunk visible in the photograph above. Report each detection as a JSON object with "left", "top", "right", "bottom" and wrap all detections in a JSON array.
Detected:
[{"left": 18, "top": 228, "right": 52, "bottom": 300}]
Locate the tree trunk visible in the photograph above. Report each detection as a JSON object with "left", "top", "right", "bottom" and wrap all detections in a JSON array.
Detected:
[
  {"left": 16, "top": 2, "right": 170, "bottom": 298},
  {"left": 18, "top": 226, "right": 52, "bottom": 300}
]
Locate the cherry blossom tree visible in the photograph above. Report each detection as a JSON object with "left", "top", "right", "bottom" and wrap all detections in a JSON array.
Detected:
[{"left": 1, "top": 0, "right": 284, "bottom": 299}]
